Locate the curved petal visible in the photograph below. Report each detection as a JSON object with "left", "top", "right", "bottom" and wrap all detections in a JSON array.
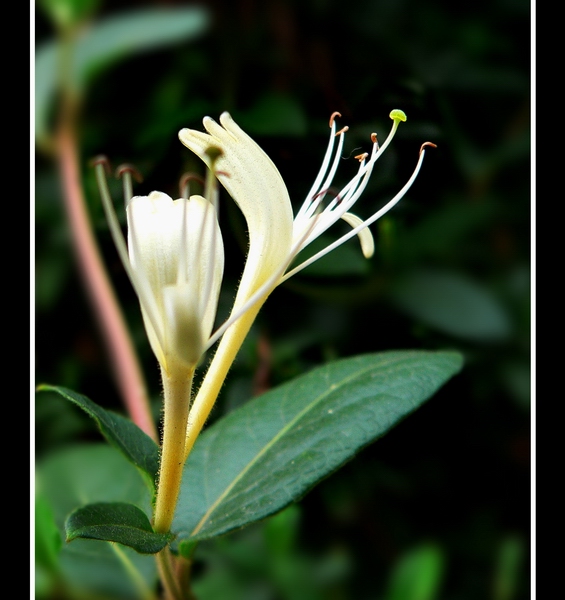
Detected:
[
  {"left": 340, "top": 212, "right": 375, "bottom": 259},
  {"left": 179, "top": 112, "right": 294, "bottom": 309}
]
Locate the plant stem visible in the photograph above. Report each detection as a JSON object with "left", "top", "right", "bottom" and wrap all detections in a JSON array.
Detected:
[
  {"left": 53, "top": 31, "right": 157, "bottom": 441},
  {"left": 154, "top": 364, "right": 195, "bottom": 533},
  {"left": 156, "top": 547, "right": 183, "bottom": 600}
]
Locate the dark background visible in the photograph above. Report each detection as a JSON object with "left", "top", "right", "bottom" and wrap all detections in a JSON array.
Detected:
[{"left": 35, "top": 1, "right": 531, "bottom": 598}]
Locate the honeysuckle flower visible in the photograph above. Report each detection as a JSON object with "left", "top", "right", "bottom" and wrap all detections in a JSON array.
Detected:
[
  {"left": 178, "top": 110, "right": 433, "bottom": 460},
  {"left": 99, "top": 183, "right": 224, "bottom": 374},
  {"left": 179, "top": 109, "right": 429, "bottom": 343},
  {"left": 96, "top": 161, "right": 227, "bottom": 533},
  {"left": 126, "top": 191, "right": 224, "bottom": 373}
]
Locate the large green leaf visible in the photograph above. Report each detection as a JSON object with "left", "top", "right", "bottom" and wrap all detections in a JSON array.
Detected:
[
  {"left": 37, "top": 384, "right": 160, "bottom": 487},
  {"left": 172, "top": 350, "right": 462, "bottom": 548},
  {"left": 36, "top": 444, "right": 157, "bottom": 599},
  {"left": 66, "top": 502, "right": 172, "bottom": 554},
  {"left": 35, "top": 6, "right": 210, "bottom": 144}
]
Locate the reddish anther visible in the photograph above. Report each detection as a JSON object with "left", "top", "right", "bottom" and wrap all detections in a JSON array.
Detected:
[
  {"left": 335, "top": 125, "right": 349, "bottom": 137},
  {"left": 329, "top": 111, "right": 342, "bottom": 127},
  {"left": 371, "top": 133, "right": 378, "bottom": 144},
  {"left": 116, "top": 164, "right": 143, "bottom": 183},
  {"left": 90, "top": 155, "right": 111, "bottom": 175},
  {"left": 419, "top": 141, "right": 438, "bottom": 155},
  {"left": 179, "top": 173, "right": 205, "bottom": 198},
  {"left": 180, "top": 173, "right": 205, "bottom": 188},
  {"left": 355, "top": 152, "right": 369, "bottom": 162}
]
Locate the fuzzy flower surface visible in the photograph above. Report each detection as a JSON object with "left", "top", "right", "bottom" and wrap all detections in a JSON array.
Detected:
[{"left": 126, "top": 191, "right": 224, "bottom": 372}]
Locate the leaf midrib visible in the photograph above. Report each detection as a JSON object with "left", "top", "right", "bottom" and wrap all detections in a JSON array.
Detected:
[{"left": 190, "top": 356, "right": 404, "bottom": 537}]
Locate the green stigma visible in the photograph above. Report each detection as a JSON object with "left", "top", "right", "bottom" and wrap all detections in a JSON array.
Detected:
[
  {"left": 389, "top": 109, "right": 407, "bottom": 122},
  {"left": 205, "top": 145, "right": 224, "bottom": 164}
]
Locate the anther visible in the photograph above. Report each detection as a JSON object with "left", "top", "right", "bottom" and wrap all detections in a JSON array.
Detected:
[
  {"left": 419, "top": 141, "right": 437, "bottom": 155},
  {"left": 116, "top": 164, "right": 143, "bottom": 207},
  {"left": 335, "top": 125, "right": 349, "bottom": 137},
  {"left": 371, "top": 133, "right": 378, "bottom": 144},
  {"left": 90, "top": 155, "right": 111, "bottom": 175},
  {"left": 214, "top": 170, "right": 231, "bottom": 179},
  {"left": 179, "top": 173, "right": 205, "bottom": 198},
  {"left": 329, "top": 111, "right": 342, "bottom": 127},
  {"left": 355, "top": 152, "right": 369, "bottom": 162},
  {"left": 311, "top": 187, "right": 343, "bottom": 210},
  {"left": 116, "top": 164, "right": 143, "bottom": 183}
]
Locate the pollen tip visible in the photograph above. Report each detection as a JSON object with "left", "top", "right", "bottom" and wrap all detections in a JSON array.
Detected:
[
  {"left": 335, "top": 125, "right": 349, "bottom": 137},
  {"left": 90, "top": 155, "right": 111, "bottom": 174},
  {"left": 389, "top": 109, "right": 407, "bottom": 122},
  {"left": 116, "top": 164, "right": 143, "bottom": 183},
  {"left": 179, "top": 172, "right": 205, "bottom": 197},
  {"left": 419, "top": 141, "right": 437, "bottom": 155},
  {"left": 371, "top": 133, "right": 378, "bottom": 143},
  {"left": 329, "top": 111, "right": 342, "bottom": 127},
  {"left": 354, "top": 152, "right": 369, "bottom": 162}
]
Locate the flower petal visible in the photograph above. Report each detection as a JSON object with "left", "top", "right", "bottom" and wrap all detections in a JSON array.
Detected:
[
  {"left": 127, "top": 191, "right": 224, "bottom": 370},
  {"left": 340, "top": 212, "right": 375, "bottom": 259},
  {"left": 179, "top": 112, "right": 294, "bottom": 308}
]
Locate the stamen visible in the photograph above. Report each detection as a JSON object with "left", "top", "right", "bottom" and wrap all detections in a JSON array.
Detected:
[
  {"left": 329, "top": 111, "right": 342, "bottom": 127},
  {"left": 116, "top": 164, "right": 143, "bottom": 207},
  {"left": 335, "top": 125, "right": 349, "bottom": 137},
  {"left": 90, "top": 155, "right": 111, "bottom": 174},
  {"left": 282, "top": 143, "right": 429, "bottom": 282},
  {"left": 419, "top": 141, "right": 437, "bottom": 155},
  {"left": 310, "top": 188, "right": 343, "bottom": 214},
  {"left": 296, "top": 113, "right": 344, "bottom": 222},
  {"left": 179, "top": 173, "right": 205, "bottom": 199},
  {"left": 94, "top": 161, "right": 166, "bottom": 357},
  {"left": 354, "top": 152, "right": 369, "bottom": 162},
  {"left": 115, "top": 164, "right": 143, "bottom": 182},
  {"left": 371, "top": 133, "right": 378, "bottom": 144}
]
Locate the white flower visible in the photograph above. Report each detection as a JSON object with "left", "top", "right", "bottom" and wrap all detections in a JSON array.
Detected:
[
  {"left": 178, "top": 110, "right": 429, "bottom": 341},
  {"left": 177, "top": 110, "right": 433, "bottom": 462},
  {"left": 125, "top": 191, "right": 224, "bottom": 372}
]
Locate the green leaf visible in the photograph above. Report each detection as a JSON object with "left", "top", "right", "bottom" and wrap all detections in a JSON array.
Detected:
[
  {"left": 172, "top": 350, "right": 463, "bottom": 545},
  {"left": 390, "top": 268, "right": 512, "bottom": 342},
  {"left": 66, "top": 502, "right": 172, "bottom": 554},
  {"left": 35, "top": 6, "right": 210, "bottom": 144},
  {"left": 35, "top": 494, "right": 63, "bottom": 572},
  {"left": 37, "top": 444, "right": 158, "bottom": 599},
  {"left": 384, "top": 543, "right": 445, "bottom": 600},
  {"left": 38, "top": 0, "right": 101, "bottom": 30},
  {"left": 37, "top": 385, "right": 160, "bottom": 486}
]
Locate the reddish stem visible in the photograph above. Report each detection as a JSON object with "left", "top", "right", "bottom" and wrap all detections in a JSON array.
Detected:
[{"left": 55, "top": 107, "right": 158, "bottom": 441}]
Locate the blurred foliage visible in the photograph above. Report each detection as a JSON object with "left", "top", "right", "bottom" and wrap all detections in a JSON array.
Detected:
[{"left": 34, "top": 0, "right": 531, "bottom": 598}]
